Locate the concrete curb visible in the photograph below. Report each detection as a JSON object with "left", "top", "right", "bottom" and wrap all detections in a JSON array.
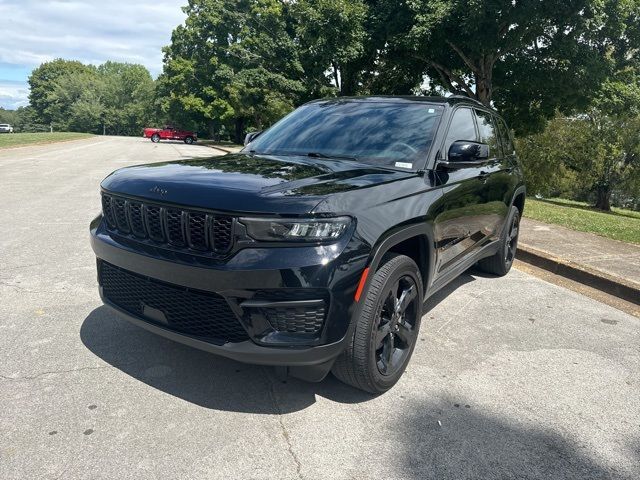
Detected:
[
  {"left": 202, "top": 143, "right": 239, "bottom": 154},
  {"left": 516, "top": 243, "right": 640, "bottom": 306}
]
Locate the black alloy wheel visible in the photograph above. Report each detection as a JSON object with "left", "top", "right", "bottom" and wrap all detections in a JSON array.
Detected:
[
  {"left": 477, "top": 205, "right": 521, "bottom": 276},
  {"left": 504, "top": 211, "right": 520, "bottom": 265},
  {"left": 332, "top": 254, "right": 423, "bottom": 393},
  {"left": 375, "top": 275, "right": 419, "bottom": 376}
]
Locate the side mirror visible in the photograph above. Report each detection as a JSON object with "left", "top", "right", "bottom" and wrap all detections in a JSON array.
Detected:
[
  {"left": 448, "top": 140, "right": 489, "bottom": 163},
  {"left": 244, "top": 130, "right": 263, "bottom": 146}
]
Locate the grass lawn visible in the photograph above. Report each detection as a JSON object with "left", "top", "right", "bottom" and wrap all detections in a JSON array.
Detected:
[
  {"left": 0, "top": 132, "right": 93, "bottom": 149},
  {"left": 524, "top": 197, "right": 640, "bottom": 244}
]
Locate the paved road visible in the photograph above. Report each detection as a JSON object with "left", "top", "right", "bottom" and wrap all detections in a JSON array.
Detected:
[{"left": 1, "top": 137, "right": 639, "bottom": 480}]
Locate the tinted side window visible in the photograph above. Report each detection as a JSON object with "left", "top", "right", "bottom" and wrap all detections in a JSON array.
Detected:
[
  {"left": 444, "top": 108, "right": 477, "bottom": 158},
  {"left": 475, "top": 110, "right": 499, "bottom": 158},
  {"left": 497, "top": 117, "right": 514, "bottom": 154}
]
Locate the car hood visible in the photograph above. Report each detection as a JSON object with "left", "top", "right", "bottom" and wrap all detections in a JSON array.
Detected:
[{"left": 101, "top": 153, "right": 416, "bottom": 215}]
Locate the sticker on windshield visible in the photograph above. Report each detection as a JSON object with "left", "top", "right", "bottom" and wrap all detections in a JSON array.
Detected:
[{"left": 395, "top": 162, "right": 413, "bottom": 169}]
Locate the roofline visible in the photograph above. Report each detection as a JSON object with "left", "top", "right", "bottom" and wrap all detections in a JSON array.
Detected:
[
  {"left": 446, "top": 95, "right": 485, "bottom": 106},
  {"left": 304, "top": 95, "right": 489, "bottom": 108}
]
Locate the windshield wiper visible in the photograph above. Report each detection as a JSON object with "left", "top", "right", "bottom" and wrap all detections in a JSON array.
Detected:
[
  {"left": 306, "top": 152, "right": 358, "bottom": 161},
  {"left": 247, "top": 150, "right": 358, "bottom": 161}
]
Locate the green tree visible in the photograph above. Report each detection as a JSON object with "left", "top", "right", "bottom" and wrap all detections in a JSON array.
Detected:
[
  {"left": 98, "top": 61, "right": 155, "bottom": 136},
  {"left": 28, "top": 59, "right": 94, "bottom": 126},
  {"left": 519, "top": 105, "right": 640, "bottom": 211},
  {"left": 400, "top": 0, "right": 639, "bottom": 133},
  {"left": 293, "top": 0, "right": 367, "bottom": 96},
  {"left": 158, "top": 0, "right": 640, "bottom": 146},
  {"left": 0, "top": 108, "right": 18, "bottom": 125},
  {"left": 45, "top": 67, "right": 104, "bottom": 132},
  {"left": 159, "top": 0, "right": 305, "bottom": 142},
  {"left": 358, "top": 0, "right": 425, "bottom": 95},
  {"left": 28, "top": 59, "right": 156, "bottom": 134},
  {"left": 519, "top": 34, "right": 640, "bottom": 211},
  {"left": 11, "top": 106, "right": 44, "bottom": 132}
]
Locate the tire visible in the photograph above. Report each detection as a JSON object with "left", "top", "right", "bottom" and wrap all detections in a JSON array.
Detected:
[
  {"left": 184, "top": 136, "right": 194, "bottom": 145},
  {"left": 332, "top": 254, "right": 423, "bottom": 394},
  {"left": 151, "top": 133, "right": 160, "bottom": 143},
  {"left": 477, "top": 205, "right": 520, "bottom": 276}
]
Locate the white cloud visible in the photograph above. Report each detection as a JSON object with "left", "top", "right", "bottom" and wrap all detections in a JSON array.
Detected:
[
  {"left": 0, "top": 81, "right": 30, "bottom": 110},
  {"left": 0, "top": 0, "right": 187, "bottom": 78}
]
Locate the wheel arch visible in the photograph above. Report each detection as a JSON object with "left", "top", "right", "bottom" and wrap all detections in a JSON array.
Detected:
[
  {"left": 364, "top": 224, "right": 435, "bottom": 297},
  {"left": 510, "top": 185, "right": 526, "bottom": 214}
]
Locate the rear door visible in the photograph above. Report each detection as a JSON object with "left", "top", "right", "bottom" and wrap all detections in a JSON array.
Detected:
[{"left": 473, "top": 109, "right": 513, "bottom": 238}]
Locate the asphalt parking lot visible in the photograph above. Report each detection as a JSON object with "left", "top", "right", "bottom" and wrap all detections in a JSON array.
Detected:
[{"left": 1, "top": 136, "right": 639, "bottom": 480}]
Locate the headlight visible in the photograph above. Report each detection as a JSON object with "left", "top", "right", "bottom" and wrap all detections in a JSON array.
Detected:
[{"left": 239, "top": 216, "right": 351, "bottom": 242}]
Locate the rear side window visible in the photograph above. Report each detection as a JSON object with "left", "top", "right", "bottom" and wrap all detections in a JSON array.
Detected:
[
  {"left": 496, "top": 117, "right": 514, "bottom": 155},
  {"left": 444, "top": 108, "right": 477, "bottom": 158},
  {"left": 475, "top": 110, "right": 500, "bottom": 158}
]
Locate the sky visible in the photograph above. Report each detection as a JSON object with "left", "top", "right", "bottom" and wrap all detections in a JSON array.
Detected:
[{"left": 0, "top": 0, "right": 187, "bottom": 110}]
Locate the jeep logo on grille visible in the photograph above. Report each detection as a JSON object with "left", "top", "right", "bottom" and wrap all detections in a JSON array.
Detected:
[{"left": 149, "top": 186, "right": 168, "bottom": 196}]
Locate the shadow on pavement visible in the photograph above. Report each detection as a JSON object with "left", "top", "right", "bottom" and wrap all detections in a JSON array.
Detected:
[
  {"left": 423, "top": 270, "right": 478, "bottom": 313},
  {"left": 80, "top": 306, "right": 373, "bottom": 414},
  {"left": 80, "top": 270, "right": 480, "bottom": 415},
  {"left": 399, "top": 396, "right": 633, "bottom": 480}
]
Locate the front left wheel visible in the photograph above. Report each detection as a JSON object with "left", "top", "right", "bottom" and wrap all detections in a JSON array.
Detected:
[
  {"left": 332, "top": 254, "right": 423, "bottom": 394},
  {"left": 184, "top": 136, "right": 194, "bottom": 144},
  {"left": 151, "top": 133, "right": 160, "bottom": 143}
]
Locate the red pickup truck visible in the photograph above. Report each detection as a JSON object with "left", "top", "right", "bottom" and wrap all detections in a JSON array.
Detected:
[{"left": 143, "top": 126, "right": 197, "bottom": 144}]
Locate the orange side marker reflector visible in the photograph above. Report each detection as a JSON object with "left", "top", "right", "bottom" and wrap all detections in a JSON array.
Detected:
[{"left": 354, "top": 267, "right": 370, "bottom": 302}]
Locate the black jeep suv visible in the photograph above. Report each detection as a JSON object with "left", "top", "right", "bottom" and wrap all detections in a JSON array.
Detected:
[{"left": 90, "top": 96, "right": 525, "bottom": 393}]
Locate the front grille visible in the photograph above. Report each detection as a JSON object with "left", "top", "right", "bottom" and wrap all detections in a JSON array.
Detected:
[
  {"left": 101, "top": 192, "right": 234, "bottom": 254},
  {"left": 263, "top": 304, "right": 326, "bottom": 334},
  {"left": 99, "top": 261, "right": 249, "bottom": 343}
]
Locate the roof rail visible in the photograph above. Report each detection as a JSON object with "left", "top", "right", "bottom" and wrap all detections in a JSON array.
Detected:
[{"left": 447, "top": 95, "right": 485, "bottom": 106}]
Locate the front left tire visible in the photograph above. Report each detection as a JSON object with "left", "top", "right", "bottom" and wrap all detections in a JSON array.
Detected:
[
  {"left": 184, "top": 136, "right": 194, "bottom": 144},
  {"left": 332, "top": 254, "right": 423, "bottom": 394},
  {"left": 151, "top": 133, "right": 160, "bottom": 143}
]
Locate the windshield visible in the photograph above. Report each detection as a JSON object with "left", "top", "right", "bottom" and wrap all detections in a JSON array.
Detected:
[{"left": 245, "top": 102, "right": 443, "bottom": 170}]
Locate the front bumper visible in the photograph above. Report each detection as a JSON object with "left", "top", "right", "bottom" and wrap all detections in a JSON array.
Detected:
[
  {"left": 90, "top": 215, "right": 369, "bottom": 367},
  {"left": 101, "top": 297, "right": 346, "bottom": 367}
]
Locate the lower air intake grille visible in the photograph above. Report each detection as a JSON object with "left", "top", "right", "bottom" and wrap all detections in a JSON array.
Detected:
[
  {"left": 263, "top": 304, "right": 326, "bottom": 334},
  {"left": 99, "top": 261, "right": 249, "bottom": 343}
]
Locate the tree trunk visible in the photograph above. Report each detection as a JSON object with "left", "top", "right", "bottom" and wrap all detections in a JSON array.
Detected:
[
  {"left": 331, "top": 62, "right": 341, "bottom": 94},
  {"left": 234, "top": 118, "right": 245, "bottom": 145},
  {"left": 472, "top": 55, "right": 494, "bottom": 106},
  {"left": 338, "top": 64, "right": 359, "bottom": 96},
  {"left": 207, "top": 120, "right": 217, "bottom": 140},
  {"left": 594, "top": 186, "right": 612, "bottom": 211},
  {"left": 475, "top": 77, "right": 491, "bottom": 106},
  {"left": 475, "top": 65, "right": 492, "bottom": 106}
]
